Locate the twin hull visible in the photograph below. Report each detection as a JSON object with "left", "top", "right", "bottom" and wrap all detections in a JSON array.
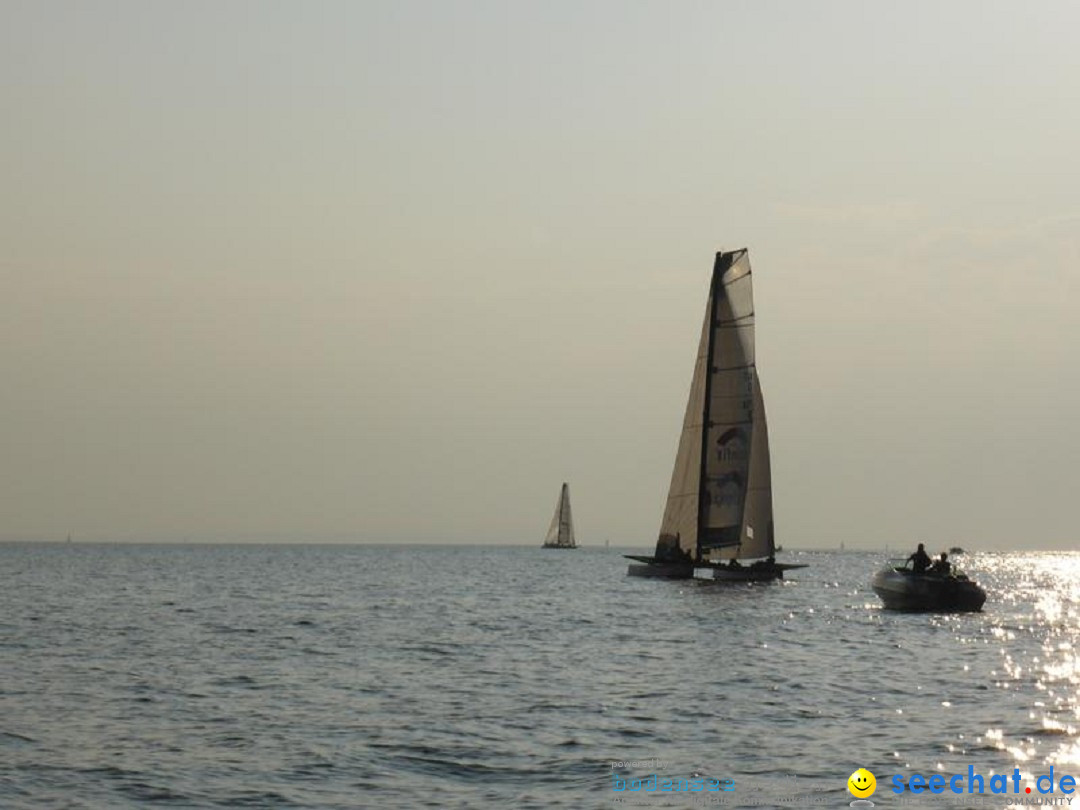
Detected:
[{"left": 625, "top": 556, "right": 792, "bottom": 582}]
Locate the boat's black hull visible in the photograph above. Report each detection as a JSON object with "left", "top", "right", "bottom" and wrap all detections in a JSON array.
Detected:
[
  {"left": 625, "top": 555, "right": 807, "bottom": 581},
  {"left": 872, "top": 568, "right": 986, "bottom": 612},
  {"left": 624, "top": 555, "right": 694, "bottom": 579}
]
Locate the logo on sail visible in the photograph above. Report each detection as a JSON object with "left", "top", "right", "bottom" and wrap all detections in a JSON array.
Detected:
[
  {"left": 715, "top": 428, "right": 749, "bottom": 463},
  {"left": 709, "top": 472, "right": 744, "bottom": 507}
]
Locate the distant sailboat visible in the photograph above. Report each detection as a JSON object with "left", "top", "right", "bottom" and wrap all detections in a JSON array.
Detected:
[
  {"left": 542, "top": 483, "right": 577, "bottom": 549},
  {"left": 626, "top": 248, "right": 805, "bottom": 581}
]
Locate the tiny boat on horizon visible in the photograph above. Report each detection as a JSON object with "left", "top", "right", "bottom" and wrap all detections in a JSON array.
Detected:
[
  {"left": 541, "top": 482, "right": 577, "bottom": 549},
  {"left": 871, "top": 559, "right": 986, "bottom": 612}
]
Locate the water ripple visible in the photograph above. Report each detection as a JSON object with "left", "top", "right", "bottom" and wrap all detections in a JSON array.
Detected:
[{"left": 2, "top": 545, "right": 1079, "bottom": 807}]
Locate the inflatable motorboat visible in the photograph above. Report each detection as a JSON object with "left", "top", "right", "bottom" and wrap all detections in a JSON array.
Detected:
[{"left": 872, "top": 560, "right": 986, "bottom": 612}]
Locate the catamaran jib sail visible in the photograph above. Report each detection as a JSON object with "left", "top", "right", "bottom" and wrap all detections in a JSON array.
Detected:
[
  {"left": 655, "top": 249, "right": 773, "bottom": 564},
  {"left": 543, "top": 482, "right": 576, "bottom": 548}
]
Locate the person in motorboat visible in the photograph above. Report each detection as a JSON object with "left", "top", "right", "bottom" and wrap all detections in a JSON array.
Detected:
[
  {"left": 930, "top": 552, "right": 952, "bottom": 577},
  {"left": 907, "top": 543, "right": 931, "bottom": 574}
]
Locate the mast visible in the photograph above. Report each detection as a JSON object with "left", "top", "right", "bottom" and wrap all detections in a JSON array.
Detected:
[{"left": 695, "top": 253, "right": 727, "bottom": 562}]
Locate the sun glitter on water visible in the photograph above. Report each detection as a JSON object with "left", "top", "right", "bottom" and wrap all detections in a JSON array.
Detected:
[{"left": 980, "top": 553, "right": 1080, "bottom": 768}]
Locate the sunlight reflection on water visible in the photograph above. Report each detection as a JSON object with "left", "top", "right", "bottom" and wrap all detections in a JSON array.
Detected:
[{"left": 979, "top": 553, "right": 1080, "bottom": 771}]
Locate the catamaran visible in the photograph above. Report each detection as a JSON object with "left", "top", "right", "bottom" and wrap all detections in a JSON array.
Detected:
[
  {"left": 542, "top": 482, "right": 577, "bottom": 549},
  {"left": 627, "top": 249, "right": 805, "bottom": 582}
]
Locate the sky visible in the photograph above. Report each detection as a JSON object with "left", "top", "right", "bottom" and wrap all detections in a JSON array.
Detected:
[{"left": 2, "top": 1, "right": 1077, "bottom": 550}]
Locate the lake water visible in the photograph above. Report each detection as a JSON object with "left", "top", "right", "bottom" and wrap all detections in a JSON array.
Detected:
[{"left": 2, "top": 544, "right": 1079, "bottom": 808}]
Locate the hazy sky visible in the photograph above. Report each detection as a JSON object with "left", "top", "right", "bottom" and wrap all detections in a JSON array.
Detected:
[{"left": 2, "top": 1, "right": 1077, "bottom": 549}]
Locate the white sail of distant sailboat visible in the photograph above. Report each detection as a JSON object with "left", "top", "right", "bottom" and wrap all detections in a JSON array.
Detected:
[
  {"left": 542, "top": 483, "right": 577, "bottom": 549},
  {"left": 627, "top": 248, "right": 804, "bottom": 581}
]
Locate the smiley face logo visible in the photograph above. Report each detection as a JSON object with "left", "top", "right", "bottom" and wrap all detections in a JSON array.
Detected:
[{"left": 847, "top": 768, "right": 876, "bottom": 798}]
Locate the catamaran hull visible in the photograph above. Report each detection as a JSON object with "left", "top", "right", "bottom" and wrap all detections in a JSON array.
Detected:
[
  {"left": 625, "top": 557, "right": 694, "bottom": 579},
  {"left": 625, "top": 556, "right": 805, "bottom": 581},
  {"left": 706, "top": 563, "right": 807, "bottom": 582},
  {"left": 872, "top": 568, "right": 986, "bottom": 612},
  {"left": 709, "top": 566, "right": 783, "bottom": 582}
]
